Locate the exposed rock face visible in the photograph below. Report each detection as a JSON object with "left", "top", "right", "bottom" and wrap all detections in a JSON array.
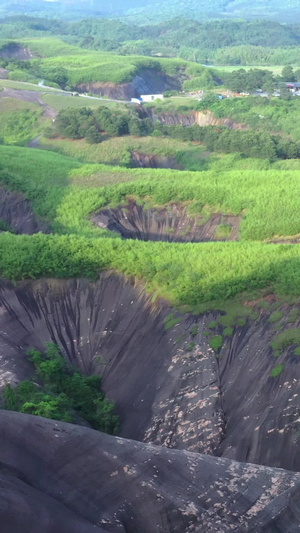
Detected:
[
  {"left": 0, "top": 187, "right": 49, "bottom": 234},
  {"left": 0, "top": 67, "right": 8, "bottom": 79},
  {"left": 92, "top": 201, "right": 240, "bottom": 242},
  {"left": 0, "top": 43, "right": 35, "bottom": 60},
  {"left": 146, "top": 108, "right": 247, "bottom": 130},
  {"left": 131, "top": 150, "right": 183, "bottom": 169},
  {"left": 76, "top": 81, "right": 136, "bottom": 100},
  {"left": 0, "top": 275, "right": 300, "bottom": 473},
  {"left": 132, "top": 69, "right": 181, "bottom": 95},
  {"left": 1, "top": 410, "right": 300, "bottom": 533},
  {"left": 76, "top": 69, "right": 180, "bottom": 99}
]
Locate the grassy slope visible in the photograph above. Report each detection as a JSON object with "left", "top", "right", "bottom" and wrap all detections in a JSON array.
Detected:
[
  {"left": 40, "top": 135, "right": 210, "bottom": 170},
  {"left": 2, "top": 145, "right": 300, "bottom": 310},
  {"left": 0, "top": 79, "right": 62, "bottom": 92},
  {"left": 3, "top": 145, "right": 300, "bottom": 240},
  {"left": 0, "top": 99, "right": 45, "bottom": 144},
  {"left": 13, "top": 37, "right": 206, "bottom": 86},
  {"left": 42, "top": 93, "right": 122, "bottom": 110}
]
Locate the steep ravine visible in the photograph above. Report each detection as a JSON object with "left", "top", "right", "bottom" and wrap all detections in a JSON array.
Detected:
[
  {"left": 0, "top": 187, "right": 49, "bottom": 234},
  {"left": 0, "top": 275, "right": 299, "bottom": 473},
  {"left": 92, "top": 201, "right": 240, "bottom": 242}
]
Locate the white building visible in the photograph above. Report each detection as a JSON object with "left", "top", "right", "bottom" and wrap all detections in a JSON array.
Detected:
[{"left": 140, "top": 94, "right": 164, "bottom": 102}]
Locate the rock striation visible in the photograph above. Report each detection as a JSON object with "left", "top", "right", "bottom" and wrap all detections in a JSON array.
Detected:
[
  {"left": 92, "top": 201, "right": 240, "bottom": 242},
  {"left": 0, "top": 187, "right": 49, "bottom": 234},
  {"left": 76, "top": 69, "right": 180, "bottom": 99},
  {"left": 0, "top": 410, "right": 300, "bottom": 533},
  {"left": 145, "top": 108, "right": 247, "bottom": 130},
  {"left": 0, "top": 275, "right": 300, "bottom": 473}
]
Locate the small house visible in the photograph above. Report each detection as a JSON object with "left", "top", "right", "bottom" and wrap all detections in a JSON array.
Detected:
[{"left": 140, "top": 94, "right": 164, "bottom": 103}]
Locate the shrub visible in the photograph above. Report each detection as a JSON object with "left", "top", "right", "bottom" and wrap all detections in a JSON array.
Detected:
[
  {"left": 209, "top": 335, "right": 223, "bottom": 353},
  {"left": 270, "top": 364, "right": 284, "bottom": 377},
  {"left": 2, "top": 343, "right": 119, "bottom": 434}
]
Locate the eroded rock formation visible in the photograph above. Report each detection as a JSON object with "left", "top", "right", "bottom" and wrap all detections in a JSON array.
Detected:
[
  {"left": 131, "top": 150, "right": 183, "bottom": 169},
  {"left": 76, "top": 69, "right": 180, "bottom": 99},
  {"left": 0, "top": 187, "right": 49, "bottom": 234},
  {"left": 1, "top": 410, "right": 300, "bottom": 533},
  {"left": 0, "top": 275, "right": 299, "bottom": 473},
  {"left": 0, "top": 43, "right": 35, "bottom": 60},
  {"left": 145, "top": 108, "right": 247, "bottom": 130},
  {"left": 92, "top": 201, "right": 240, "bottom": 242}
]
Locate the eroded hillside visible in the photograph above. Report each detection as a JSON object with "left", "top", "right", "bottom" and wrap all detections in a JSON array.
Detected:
[
  {"left": 0, "top": 275, "right": 299, "bottom": 473},
  {"left": 0, "top": 107, "right": 300, "bottom": 531}
]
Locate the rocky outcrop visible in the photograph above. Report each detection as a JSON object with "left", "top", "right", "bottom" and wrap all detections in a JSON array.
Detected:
[
  {"left": 0, "top": 67, "right": 8, "bottom": 79},
  {"left": 76, "top": 69, "right": 180, "bottom": 99},
  {"left": 146, "top": 108, "right": 248, "bottom": 130},
  {"left": 0, "top": 275, "right": 300, "bottom": 472},
  {"left": 0, "top": 43, "right": 35, "bottom": 60},
  {"left": 92, "top": 201, "right": 240, "bottom": 242},
  {"left": 1, "top": 410, "right": 300, "bottom": 533},
  {"left": 132, "top": 69, "right": 180, "bottom": 95},
  {"left": 76, "top": 81, "right": 136, "bottom": 100},
  {"left": 131, "top": 150, "right": 183, "bottom": 169},
  {"left": 0, "top": 187, "right": 49, "bottom": 234}
]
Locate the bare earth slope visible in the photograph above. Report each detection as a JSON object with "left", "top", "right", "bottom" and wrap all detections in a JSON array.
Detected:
[{"left": 1, "top": 410, "right": 300, "bottom": 533}]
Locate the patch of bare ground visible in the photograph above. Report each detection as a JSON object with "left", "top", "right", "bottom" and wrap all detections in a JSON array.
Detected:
[
  {"left": 267, "top": 234, "right": 300, "bottom": 244},
  {"left": 0, "top": 88, "right": 57, "bottom": 119},
  {"left": 243, "top": 295, "right": 276, "bottom": 307}
]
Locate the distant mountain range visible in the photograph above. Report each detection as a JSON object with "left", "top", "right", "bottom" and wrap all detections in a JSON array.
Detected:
[{"left": 1, "top": 0, "right": 300, "bottom": 22}]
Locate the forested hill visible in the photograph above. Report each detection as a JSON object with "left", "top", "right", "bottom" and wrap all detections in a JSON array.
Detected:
[
  {"left": 2, "top": 16, "right": 300, "bottom": 66},
  {"left": 1, "top": 0, "right": 300, "bottom": 22}
]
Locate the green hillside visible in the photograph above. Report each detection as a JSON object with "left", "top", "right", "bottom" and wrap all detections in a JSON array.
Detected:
[
  {"left": 2, "top": 145, "right": 300, "bottom": 310},
  {"left": 1, "top": 0, "right": 300, "bottom": 22}
]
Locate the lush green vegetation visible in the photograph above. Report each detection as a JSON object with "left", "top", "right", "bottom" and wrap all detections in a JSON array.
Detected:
[
  {"left": 268, "top": 311, "right": 284, "bottom": 323},
  {"left": 1, "top": 37, "right": 214, "bottom": 89},
  {"left": 270, "top": 328, "right": 300, "bottom": 355},
  {"left": 46, "top": 104, "right": 300, "bottom": 162},
  {"left": 3, "top": 16, "right": 300, "bottom": 68},
  {"left": 270, "top": 363, "right": 284, "bottom": 377},
  {"left": 5, "top": 231, "right": 300, "bottom": 308},
  {"left": 4, "top": 146, "right": 300, "bottom": 310},
  {"left": 5, "top": 145, "right": 300, "bottom": 242},
  {"left": 150, "top": 95, "right": 300, "bottom": 153},
  {"left": 209, "top": 335, "right": 223, "bottom": 353},
  {"left": 2, "top": 343, "right": 119, "bottom": 432},
  {"left": 41, "top": 134, "right": 210, "bottom": 171},
  {"left": 195, "top": 96, "right": 300, "bottom": 143},
  {"left": 0, "top": 104, "right": 44, "bottom": 145}
]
